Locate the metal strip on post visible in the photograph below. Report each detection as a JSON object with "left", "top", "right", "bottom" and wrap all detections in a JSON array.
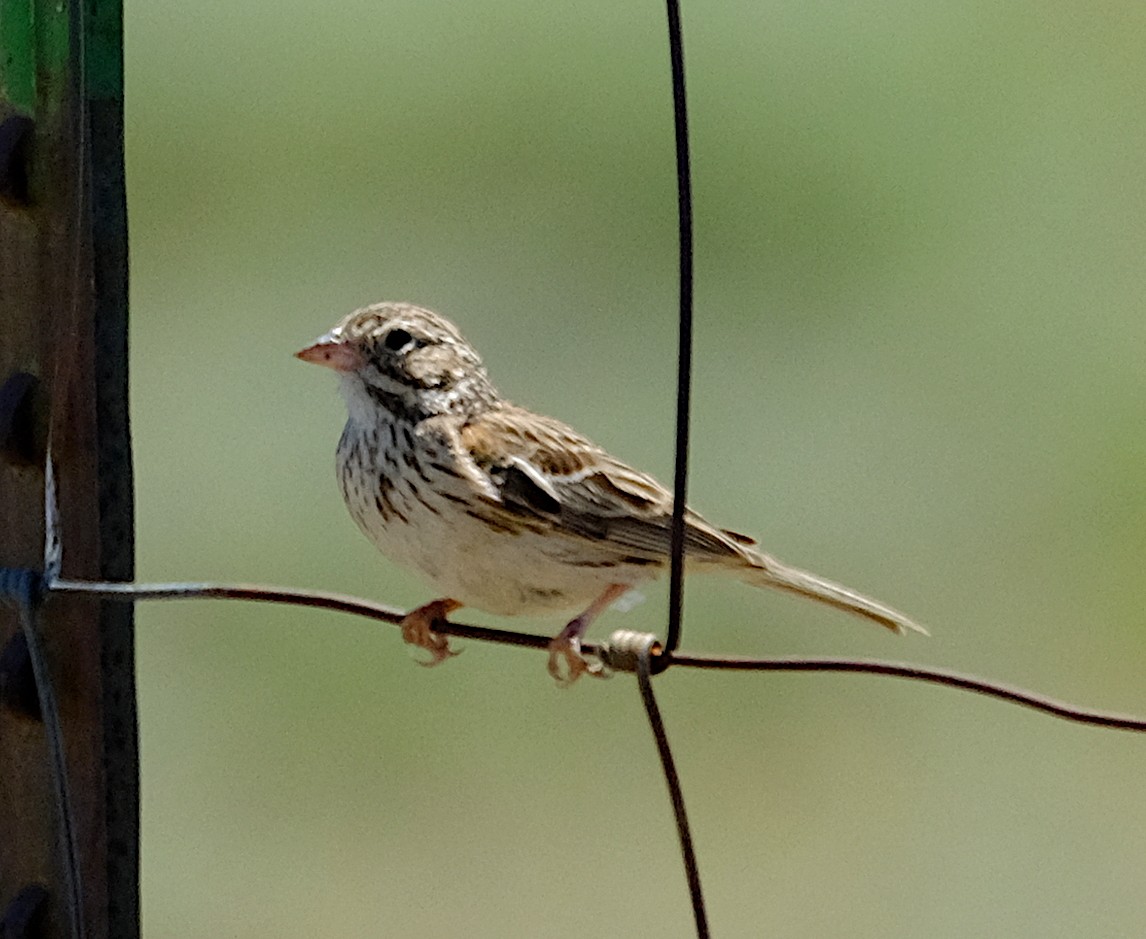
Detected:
[{"left": 0, "top": 0, "right": 136, "bottom": 936}]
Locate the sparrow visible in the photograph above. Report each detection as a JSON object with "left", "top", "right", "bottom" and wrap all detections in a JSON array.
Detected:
[{"left": 297, "top": 302, "right": 925, "bottom": 683}]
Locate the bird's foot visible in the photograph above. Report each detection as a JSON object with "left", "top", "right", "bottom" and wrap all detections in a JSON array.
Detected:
[
  {"left": 547, "top": 633, "right": 607, "bottom": 687},
  {"left": 400, "top": 598, "right": 462, "bottom": 667},
  {"left": 546, "top": 585, "right": 630, "bottom": 686}
]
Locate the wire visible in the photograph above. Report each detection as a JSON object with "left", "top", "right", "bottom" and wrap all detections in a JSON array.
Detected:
[
  {"left": 51, "top": 578, "right": 1146, "bottom": 731},
  {"left": 671, "top": 653, "right": 1146, "bottom": 731},
  {"left": 1, "top": 569, "right": 86, "bottom": 939},
  {"left": 636, "top": 640, "right": 709, "bottom": 937},
  {"left": 664, "top": 0, "right": 694, "bottom": 658}
]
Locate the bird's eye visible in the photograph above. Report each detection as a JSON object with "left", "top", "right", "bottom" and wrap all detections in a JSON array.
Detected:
[{"left": 382, "top": 328, "right": 414, "bottom": 352}]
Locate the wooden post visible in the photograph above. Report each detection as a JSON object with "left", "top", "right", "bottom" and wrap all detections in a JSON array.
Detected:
[{"left": 0, "top": 0, "right": 136, "bottom": 936}]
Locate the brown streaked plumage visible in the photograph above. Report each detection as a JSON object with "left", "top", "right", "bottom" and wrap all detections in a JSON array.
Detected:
[{"left": 298, "top": 301, "right": 926, "bottom": 683}]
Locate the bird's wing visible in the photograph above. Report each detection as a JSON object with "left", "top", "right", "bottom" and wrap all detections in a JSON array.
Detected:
[{"left": 457, "top": 406, "right": 751, "bottom": 562}]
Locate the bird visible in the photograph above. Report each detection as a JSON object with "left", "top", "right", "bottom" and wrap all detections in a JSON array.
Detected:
[{"left": 297, "top": 301, "right": 926, "bottom": 684}]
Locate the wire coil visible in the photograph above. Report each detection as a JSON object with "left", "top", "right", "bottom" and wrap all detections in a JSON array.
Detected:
[{"left": 599, "top": 630, "right": 664, "bottom": 673}]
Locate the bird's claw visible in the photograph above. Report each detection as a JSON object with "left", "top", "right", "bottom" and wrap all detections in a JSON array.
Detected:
[
  {"left": 547, "top": 635, "right": 607, "bottom": 687},
  {"left": 401, "top": 599, "right": 461, "bottom": 667}
]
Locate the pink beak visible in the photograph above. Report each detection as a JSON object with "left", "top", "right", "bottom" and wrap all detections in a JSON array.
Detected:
[{"left": 295, "top": 334, "right": 366, "bottom": 373}]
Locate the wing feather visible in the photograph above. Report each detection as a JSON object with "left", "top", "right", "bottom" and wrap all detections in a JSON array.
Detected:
[{"left": 459, "top": 406, "right": 748, "bottom": 562}]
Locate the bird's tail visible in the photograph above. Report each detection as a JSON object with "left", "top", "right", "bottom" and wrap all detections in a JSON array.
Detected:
[{"left": 734, "top": 553, "right": 928, "bottom": 636}]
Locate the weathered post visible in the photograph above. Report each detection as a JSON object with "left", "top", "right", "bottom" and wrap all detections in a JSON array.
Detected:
[{"left": 0, "top": 0, "right": 135, "bottom": 935}]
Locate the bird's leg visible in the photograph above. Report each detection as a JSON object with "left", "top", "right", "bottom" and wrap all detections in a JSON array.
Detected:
[
  {"left": 547, "top": 584, "right": 630, "bottom": 686},
  {"left": 401, "top": 598, "right": 462, "bottom": 666}
]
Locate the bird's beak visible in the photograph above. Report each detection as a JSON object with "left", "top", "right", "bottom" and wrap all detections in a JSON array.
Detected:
[{"left": 295, "top": 333, "right": 365, "bottom": 373}]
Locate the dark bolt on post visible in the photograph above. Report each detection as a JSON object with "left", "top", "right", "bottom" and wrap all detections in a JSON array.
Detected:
[
  {"left": 0, "top": 632, "right": 41, "bottom": 721},
  {"left": 0, "top": 373, "right": 46, "bottom": 722},
  {"left": 0, "top": 884, "right": 49, "bottom": 938},
  {"left": 0, "top": 374, "right": 43, "bottom": 467},
  {"left": 0, "top": 115, "right": 34, "bottom": 208}
]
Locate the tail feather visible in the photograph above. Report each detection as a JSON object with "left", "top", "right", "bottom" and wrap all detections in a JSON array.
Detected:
[{"left": 736, "top": 554, "right": 928, "bottom": 636}]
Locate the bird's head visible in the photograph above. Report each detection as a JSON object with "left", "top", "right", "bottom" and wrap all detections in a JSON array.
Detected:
[{"left": 297, "top": 302, "right": 498, "bottom": 423}]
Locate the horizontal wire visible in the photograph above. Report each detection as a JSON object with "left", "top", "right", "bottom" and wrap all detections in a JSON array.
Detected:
[
  {"left": 671, "top": 653, "right": 1146, "bottom": 731},
  {"left": 47, "top": 578, "right": 593, "bottom": 654},
  {"left": 48, "top": 577, "right": 1146, "bottom": 731}
]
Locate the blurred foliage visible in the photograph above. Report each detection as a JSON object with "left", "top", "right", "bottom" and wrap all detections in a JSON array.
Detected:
[{"left": 127, "top": 1, "right": 1146, "bottom": 936}]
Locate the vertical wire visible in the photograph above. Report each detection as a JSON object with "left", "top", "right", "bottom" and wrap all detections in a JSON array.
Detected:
[
  {"left": 636, "top": 645, "right": 709, "bottom": 937},
  {"left": 2, "top": 570, "right": 86, "bottom": 939},
  {"left": 664, "top": 0, "right": 694, "bottom": 657}
]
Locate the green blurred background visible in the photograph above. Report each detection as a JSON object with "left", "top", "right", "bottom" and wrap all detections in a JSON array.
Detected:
[{"left": 126, "top": 1, "right": 1146, "bottom": 936}]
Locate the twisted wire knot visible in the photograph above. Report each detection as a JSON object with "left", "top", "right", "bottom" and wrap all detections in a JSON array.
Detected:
[{"left": 599, "top": 630, "right": 664, "bottom": 673}]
